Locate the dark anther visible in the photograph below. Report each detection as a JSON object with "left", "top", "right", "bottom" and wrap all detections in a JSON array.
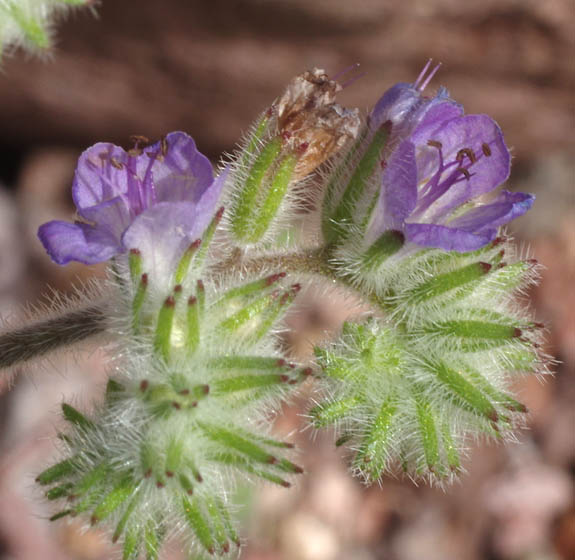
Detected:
[
  {"left": 457, "top": 167, "right": 471, "bottom": 180},
  {"left": 456, "top": 148, "right": 476, "bottom": 164},
  {"left": 130, "top": 134, "right": 149, "bottom": 146},
  {"left": 160, "top": 136, "right": 169, "bottom": 157},
  {"left": 482, "top": 143, "right": 492, "bottom": 156},
  {"left": 427, "top": 140, "right": 443, "bottom": 149},
  {"left": 110, "top": 158, "right": 124, "bottom": 170}
]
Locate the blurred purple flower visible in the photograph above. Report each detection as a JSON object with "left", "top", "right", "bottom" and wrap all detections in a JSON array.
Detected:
[
  {"left": 38, "top": 132, "right": 227, "bottom": 266},
  {"left": 370, "top": 61, "right": 534, "bottom": 252}
]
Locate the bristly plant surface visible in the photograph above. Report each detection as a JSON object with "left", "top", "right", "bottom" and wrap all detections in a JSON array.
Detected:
[
  {"left": 0, "top": 0, "right": 95, "bottom": 58},
  {"left": 0, "top": 62, "right": 545, "bottom": 559}
]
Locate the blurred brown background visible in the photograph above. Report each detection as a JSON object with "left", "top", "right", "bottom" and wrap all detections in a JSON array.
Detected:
[{"left": 0, "top": 1, "right": 573, "bottom": 559}]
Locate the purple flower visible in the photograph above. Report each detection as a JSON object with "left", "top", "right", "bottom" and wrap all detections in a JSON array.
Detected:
[
  {"left": 370, "top": 61, "right": 534, "bottom": 252},
  {"left": 38, "top": 132, "right": 227, "bottom": 267}
]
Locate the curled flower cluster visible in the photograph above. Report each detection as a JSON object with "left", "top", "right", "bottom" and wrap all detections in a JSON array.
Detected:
[{"left": 32, "top": 62, "right": 542, "bottom": 558}]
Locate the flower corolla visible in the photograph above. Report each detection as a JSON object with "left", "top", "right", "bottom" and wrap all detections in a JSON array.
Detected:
[
  {"left": 369, "top": 62, "right": 534, "bottom": 252},
  {"left": 38, "top": 132, "right": 227, "bottom": 268}
]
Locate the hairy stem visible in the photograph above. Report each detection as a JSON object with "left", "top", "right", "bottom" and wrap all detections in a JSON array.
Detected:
[
  {"left": 214, "top": 247, "right": 334, "bottom": 279},
  {"left": 0, "top": 306, "right": 106, "bottom": 369},
  {"left": 0, "top": 248, "right": 371, "bottom": 372}
]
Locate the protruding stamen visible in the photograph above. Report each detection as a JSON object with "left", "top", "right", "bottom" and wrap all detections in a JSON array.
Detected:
[
  {"left": 110, "top": 157, "right": 124, "bottom": 170},
  {"left": 456, "top": 148, "right": 477, "bottom": 164},
  {"left": 130, "top": 134, "right": 150, "bottom": 148},
  {"left": 414, "top": 59, "right": 433, "bottom": 90},
  {"left": 160, "top": 136, "right": 169, "bottom": 157},
  {"left": 427, "top": 139, "right": 443, "bottom": 149},
  {"left": 419, "top": 62, "right": 442, "bottom": 91},
  {"left": 340, "top": 70, "right": 367, "bottom": 90},
  {"left": 332, "top": 62, "right": 361, "bottom": 82}
]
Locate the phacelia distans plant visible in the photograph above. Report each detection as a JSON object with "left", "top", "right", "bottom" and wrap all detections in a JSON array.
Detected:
[{"left": 0, "top": 62, "right": 545, "bottom": 559}]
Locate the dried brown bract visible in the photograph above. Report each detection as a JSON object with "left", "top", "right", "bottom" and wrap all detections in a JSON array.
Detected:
[{"left": 275, "top": 68, "right": 361, "bottom": 179}]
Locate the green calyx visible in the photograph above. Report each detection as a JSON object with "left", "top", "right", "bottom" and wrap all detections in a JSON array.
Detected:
[
  {"left": 40, "top": 265, "right": 306, "bottom": 558},
  {"left": 361, "top": 229, "right": 405, "bottom": 271},
  {"left": 313, "top": 242, "right": 540, "bottom": 482},
  {"left": 322, "top": 121, "right": 392, "bottom": 244},
  {"left": 230, "top": 131, "right": 301, "bottom": 244}
]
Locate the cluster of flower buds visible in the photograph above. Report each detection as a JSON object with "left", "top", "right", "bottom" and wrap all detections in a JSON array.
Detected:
[{"left": 32, "top": 62, "right": 543, "bottom": 558}]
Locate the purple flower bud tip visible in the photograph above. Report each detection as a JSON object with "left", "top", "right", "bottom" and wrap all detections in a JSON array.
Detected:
[
  {"left": 38, "top": 132, "right": 228, "bottom": 267},
  {"left": 370, "top": 61, "right": 534, "bottom": 252}
]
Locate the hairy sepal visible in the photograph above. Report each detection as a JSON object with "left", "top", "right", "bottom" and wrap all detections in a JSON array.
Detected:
[
  {"left": 313, "top": 237, "right": 544, "bottom": 484},
  {"left": 38, "top": 252, "right": 306, "bottom": 558}
]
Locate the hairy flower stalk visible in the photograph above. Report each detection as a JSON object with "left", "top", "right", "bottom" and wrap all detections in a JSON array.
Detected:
[{"left": 0, "top": 63, "right": 545, "bottom": 557}]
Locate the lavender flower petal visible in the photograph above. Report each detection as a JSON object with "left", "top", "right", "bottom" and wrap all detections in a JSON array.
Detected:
[
  {"left": 38, "top": 221, "right": 121, "bottom": 265},
  {"left": 39, "top": 131, "right": 223, "bottom": 266},
  {"left": 122, "top": 202, "right": 210, "bottom": 278},
  {"left": 375, "top": 140, "right": 418, "bottom": 233},
  {"left": 448, "top": 191, "right": 535, "bottom": 232},
  {"left": 404, "top": 222, "right": 496, "bottom": 252},
  {"left": 367, "top": 64, "right": 533, "bottom": 253},
  {"left": 415, "top": 115, "right": 510, "bottom": 219},
  {"left": 141, "top": 132, "right": 214, "bottom": 204},
  {"left": 72, "top": 143, "right": 130, "bottom": 211}
]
